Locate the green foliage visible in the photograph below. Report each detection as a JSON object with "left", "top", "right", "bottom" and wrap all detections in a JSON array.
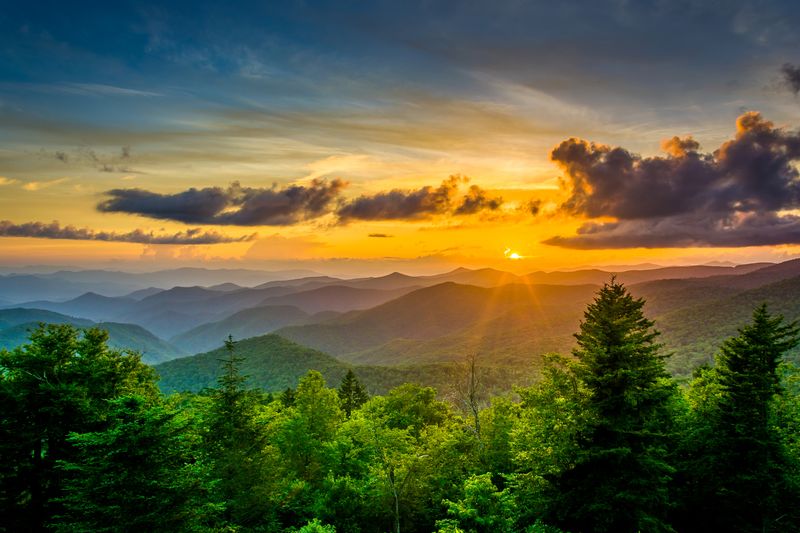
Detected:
[
  {"left": 54, "top": 395, "right": 216, "bottom": 532},
  {"left": 0, "top": 324, "right": 158, "bottom": 530},
  {"left": 674, "top": 305, "right": 800, "bottom": 532},
  {"left": 543, "top": 280, "right": 676, "bottom": 533},
  {"left": 435, "top": 474, "right": 516, "bottom": 533},
  {"left": 339, "top": 369, "right": 369, "bottom": 418},
  {"left": 5, "top": 289, "right": 800, "bottom": 532}
]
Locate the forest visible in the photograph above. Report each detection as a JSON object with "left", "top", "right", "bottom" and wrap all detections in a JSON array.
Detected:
[{"left": 2, "top": 280, "right": 799, "bottom": 533}]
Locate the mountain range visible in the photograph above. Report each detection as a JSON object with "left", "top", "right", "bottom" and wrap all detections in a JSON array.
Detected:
[{"left": 5, "top": 259, "right": 800, "bottom": 391}]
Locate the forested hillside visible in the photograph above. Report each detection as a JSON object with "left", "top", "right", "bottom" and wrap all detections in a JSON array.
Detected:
[{"left": 2, "top": 281, "right": 799, "bottom": 532}]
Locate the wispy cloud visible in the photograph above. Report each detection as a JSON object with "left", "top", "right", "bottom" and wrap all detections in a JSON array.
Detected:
[
  {"left": 0, "top": 177, "right": 20, "bottom": 186},
  {"left": 0, "top": 220, "right": 254, "bottom": 244},
  {"left": 22, "top": 178, "right": 69, "bottom": 191}
]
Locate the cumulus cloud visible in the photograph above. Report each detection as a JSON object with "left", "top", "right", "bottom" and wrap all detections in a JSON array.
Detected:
[
  {"left": 337, "top": 175, "right": 503, "bottom": 221},
  {"left": 781, "top": 63, "right": 800, "bottom": 95},
  {"left": 98, "top": 179, "right": 347, "bottom": 226},
  {"left": 546, "top": 112, "right": 800, "bottom": 248},
  {"left": 0, "top": 220, "right": 254, "bottom": 244}
]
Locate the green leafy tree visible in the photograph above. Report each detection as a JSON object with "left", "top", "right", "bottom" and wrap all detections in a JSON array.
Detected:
[
  {"left": 544, "top": 280, "right": 676, "bottom": 532},
  {"left": 338, "top": 369, "right": 369, "bottom": 418},
  {"left": 435, "top": 473, "right": 517, "bottom": 533},
  {"left": 0, "top": 324, "right": 157, "bottom": 531},
  {"left": 55, "top": 395, "right": 217, "bottom": 532},
  {"left": 677, "top": 305, "right": 800, "bottom": 532}
]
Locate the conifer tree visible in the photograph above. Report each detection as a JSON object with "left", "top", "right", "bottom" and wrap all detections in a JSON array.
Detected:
[
  {"left": 678, "top": 304, "right": 800, "bottom": 532},
  {"left": 205, "top": 335, "right": 274, "bottom": 528},
  {"left": 338, "top": 369, "right": 369, "bottom": 418},
  {"left": 545, "top": 279, "right": 675, "bottom": 532}
]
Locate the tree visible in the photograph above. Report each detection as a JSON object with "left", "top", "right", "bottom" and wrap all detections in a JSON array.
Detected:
[
  {"left": 338, "top": 369, "right": 369, "bottom": 418},
  {"left": 0, "top": 324, "right": 157, "bottom": 531},
  {"left": 55, "top": 395, "right": 216, "bottom": 532},
  {"left": 544, "top": 279, "right": 676, "bottom": 532},
  {"left": 435, "top": 473, "right": 517, "bottom": 533},
  {"left": 449, "top": 353, "right": 487, "bottom": 439},
  {"left": 204, "top": 335, "right": 275, "bottom": 528},
  {"left": 677, "top": 304, "right": 800, "bottom": 532}
]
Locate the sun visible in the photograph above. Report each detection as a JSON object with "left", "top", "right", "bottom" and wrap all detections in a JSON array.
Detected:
[{"left": 504, "top": 248, "right": 523, "bottom": 260}]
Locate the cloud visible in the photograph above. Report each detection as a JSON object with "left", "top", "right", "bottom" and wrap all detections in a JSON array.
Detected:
[
  {"left": 42, "top": 146, "right": 139, "bottom": 173},
  {"left": 781, "top": 63, "right": 800, "bottom": 95},
  {"left": 454, "top": 184, "right": 504, "bottom": 215},
  {"left": 368, "top": 233, "right": 393, "bottom": 238},
  {"left": 0, "top": 220, "right": 254, "bottom": 245},
  {"left": 22, "top": 178, "right": 69, "bottom": 191},
  {"left": 337, "top": 176, "right": 503, "bottom": 221},
  {"left": 98, "top": 179, "right": 347, "bottom": 225},
  {"left": 546, "top": 112, "right": 800, "bottom": 248},
  {"left": 55, "top": 83, "right": 161, "bottom": 97},
  {"left": 0, "top": 177, "right": 19, "bottom": 186},
  {"left": 523, "top": 199, "right": 543, "bottom": 216}
]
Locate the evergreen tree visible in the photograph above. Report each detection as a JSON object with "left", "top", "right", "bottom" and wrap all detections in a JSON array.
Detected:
[
  {"left": 0, "top": 324, "right": 157, "bottom": 531},
  {"left": 545, "top": 279, "right": 675, "bottom": 532},
  {"left": 205, "top": 335, "right": 275, "bottom": 528},
  {"left": 338, "top": 369, "right": 369, "bottom": 418},
  {"left": 55, "top": 395, "right": 216, "bottom": 532},
  {"left": 677, "top": 304, "right": 800, "bottom": 532}
]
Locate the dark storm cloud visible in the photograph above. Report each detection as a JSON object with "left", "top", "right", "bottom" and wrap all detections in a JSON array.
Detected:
[
  {"left": 781, "top": 63, "right": 800, "bottom": 95},
  {"left": 0, "top": 220, "right": 254, "bottom": 244},
  {"left": 98, "top": 179, "right": 347, "bottom": 226},
  {"left": 337, "top": 176, "right": 503, "bottom": 221},
  {"left": 546, "top": 112, "right": 800, "bottom": 248}
]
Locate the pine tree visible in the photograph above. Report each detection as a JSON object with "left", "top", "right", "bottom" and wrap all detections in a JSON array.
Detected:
[
  {"left": 0, "top": 324, "right": 157, "bottom": 531},
  {"left": 678, "top": 304, "right": 800, "bottom": 532},
  {"left": 55, "top": 396, "right": 214, "bottom": 532},
  {"left": 338, "top": 369, "right": 369, "bottom": 418},
  {"left": 545, "top": 279, "right": 675, "bottom": 532},
  {"left": 205, "top": 335, "right": 274, "bottom": 528}
]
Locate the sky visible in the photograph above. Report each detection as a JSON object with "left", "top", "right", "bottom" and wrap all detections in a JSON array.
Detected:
[{"left": 3, "top": 0, "right": 800, "bottom": 275}]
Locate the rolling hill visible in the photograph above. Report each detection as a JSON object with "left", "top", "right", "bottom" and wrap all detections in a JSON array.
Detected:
[
  {"left": 155, "top": 333, "right": 534, "bottom": 396},
  {"left": 274, "top": 282, "right": 600, "bottom": 364},
  {"left": 169, "top": 304, "right": 311, "bottom": 354},
  {"left": 258, "top": 285, "right": 420, "bottom": 313},
  {"left": 0, "top": 308, "right": 183, "bottom": 364}
]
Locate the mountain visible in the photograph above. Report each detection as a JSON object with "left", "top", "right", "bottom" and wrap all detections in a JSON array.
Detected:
[
  {"left": 124, "top": 287, "right": 165, "bottom": 300},
  {"left": 169, "top": 305, "right": 311, "bottom": 354},
  {"left": 653, "top": 274, "right": 800, "bottom": 375},
  {"left": 523, "top": 262, "right": 771, "bottom": 286},
  {"left": 275, "top": 282, "right": 599, "bottom": 364},
  {"left": 0, "top": 308, "right": 93, "bottom": 329},
  {"left": 258, "top": 285, "right": 420, "bottom": 314},
  {"left": 0, "top": 309, "right": 182, "bottom": 364},
  {"left": 255, "top": 275, "right": 343, "bottom": 289},
  {"left": 11, "top": 292, "right": 138, "bottom": 322},
  {"left": 155, "top": 333, "right": 533, "bottom": 396}
]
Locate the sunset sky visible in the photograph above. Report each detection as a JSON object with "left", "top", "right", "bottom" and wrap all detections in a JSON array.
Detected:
[{"left": 3, "top": 1, "right": 800, "bottom": 275}]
